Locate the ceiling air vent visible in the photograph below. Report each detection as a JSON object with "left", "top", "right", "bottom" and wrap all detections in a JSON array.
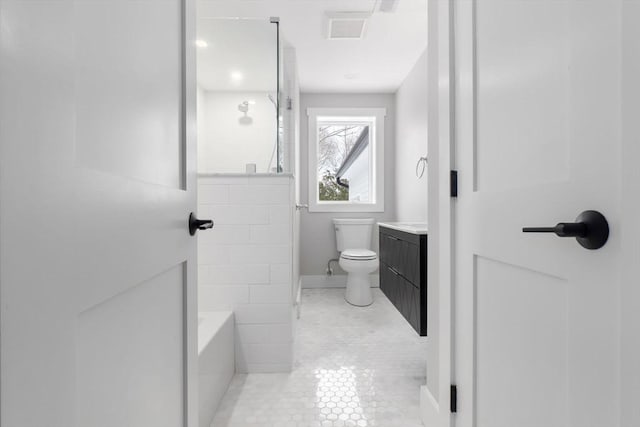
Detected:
[{"left": 326, "top": 12, "right": 370, "bottom": 40}]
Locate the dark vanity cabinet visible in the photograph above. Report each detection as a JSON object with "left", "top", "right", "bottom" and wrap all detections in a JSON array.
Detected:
[{"left": 379, "top": 227, "right": 427, "bottom": 336}]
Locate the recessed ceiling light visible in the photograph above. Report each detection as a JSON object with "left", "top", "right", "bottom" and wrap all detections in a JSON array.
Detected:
[
  {"left": 195, "top": 39, "right": 208, "bottom": 48},
  {"left": 248, "top": 100, "right": 256, "bottom": 105},
  {"left": 230, "top": 71, "right": 244, "bottom": 82}
]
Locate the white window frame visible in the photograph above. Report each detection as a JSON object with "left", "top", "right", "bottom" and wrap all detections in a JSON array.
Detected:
[{"left": 307, "top": 107, "right": 386, "bottom": 213}]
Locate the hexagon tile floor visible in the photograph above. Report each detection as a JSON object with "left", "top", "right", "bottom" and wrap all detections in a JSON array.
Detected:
[{"left": 211, "top": 288, "right": 428, "bottom": 427}]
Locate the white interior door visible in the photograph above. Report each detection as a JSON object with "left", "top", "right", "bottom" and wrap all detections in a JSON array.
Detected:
[
  {"left": 0, "top": 1, "right": 198, "bottom": 426},
  {"left": 454, "top": 1, "right": 623, "bottom": 426}
]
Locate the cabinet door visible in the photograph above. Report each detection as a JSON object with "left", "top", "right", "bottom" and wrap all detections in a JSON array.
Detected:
[
  {"left": 380, "top": 263, "right": 386, "bottom": 293},
  {"left": 411, "top": 242, "right": 422, "bottom": 285},
  {"left": 398, "top": 240, "right": 421, "bottom": 285},
  {"left": 407, "top": 283, "right": 421, "bottom": 333},
  {"left": 379, "top": 233, "right": 390, "bottom": 265},
  {"left": 391, "top": 267, "right": 403, "bottom": 312},
  {"left": 398, "top": 275, "right": 411, "bottom": 319},
  {"left": 388, "top": 235, "right": 402, "bottom": 269},
  {"left": 380, "top": 263, "right": 390, "bottom": 296},
  {"left": 381, "top": 264, "right": 397, "bottom": 307}
]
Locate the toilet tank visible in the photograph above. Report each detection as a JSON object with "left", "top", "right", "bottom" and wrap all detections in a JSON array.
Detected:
[{"left": 333, "top": 218, "right": 375, "bottom": 251}]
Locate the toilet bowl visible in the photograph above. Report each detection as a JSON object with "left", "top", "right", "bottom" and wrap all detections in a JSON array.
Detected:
[
  {"left": 339, "top": 249, "right": 378, "bottom": 306},
  {"left": 333, "top": 218, "right": 378, "bottom": 306}
]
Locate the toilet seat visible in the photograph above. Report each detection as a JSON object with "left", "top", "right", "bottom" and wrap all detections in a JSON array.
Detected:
[{"left": 340, "top": 249, "right": 377, "bottom": 261}]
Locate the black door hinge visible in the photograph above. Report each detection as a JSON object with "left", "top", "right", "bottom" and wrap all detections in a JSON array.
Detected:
[
  {"left": 450, "top": 170, "right": 458, "bottom": 198},
  {"left": 451, "top": 384, "right": 458, "bottom": 413}
]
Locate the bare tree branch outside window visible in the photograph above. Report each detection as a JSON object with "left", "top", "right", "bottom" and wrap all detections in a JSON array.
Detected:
[{"left": 317, "top": 123, "right": 367, "bottom": 201}]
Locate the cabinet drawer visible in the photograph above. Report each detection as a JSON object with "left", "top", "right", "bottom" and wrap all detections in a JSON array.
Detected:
[
  {"left": 380, "top": 263, "right": 426, "bottom": 335},
  {"left": 380, "top": 263, "right": 400, "bottom": 310},
  {"left": 379, "top": 230, "right": 424, "bottom": 287},
  {"left": 399, "top": 240, "right": 420, "bottom": 285},
  {"left": 379, "top": 233, "right": 399, "bottom": 266}
]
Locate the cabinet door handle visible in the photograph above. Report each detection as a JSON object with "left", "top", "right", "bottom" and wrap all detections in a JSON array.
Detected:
[{"left": 389, "top": 267, "right": 400, "bottom": 276}]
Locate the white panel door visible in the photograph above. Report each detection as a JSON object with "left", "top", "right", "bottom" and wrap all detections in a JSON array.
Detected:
[
  {"left": 454, "top": 1, "right": 622, "bottom": 427},
  {"left": 0, "top": 1, "right": 199, "bottom": 426}
]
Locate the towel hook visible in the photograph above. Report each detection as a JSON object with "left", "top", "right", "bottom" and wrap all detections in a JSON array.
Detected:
[{"left": 416, "top": 156, "right": 428, "bottom": 178}]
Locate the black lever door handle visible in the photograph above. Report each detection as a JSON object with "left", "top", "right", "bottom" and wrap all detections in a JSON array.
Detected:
[
  {"left": 522, "top": 223, "right": 587, "bottom": 237},
  {"left": 189, "top": 212, "right": 214, "bottom": 236},
  {"left": 522, "top": 210, "right": 609, "bottom": 250}
]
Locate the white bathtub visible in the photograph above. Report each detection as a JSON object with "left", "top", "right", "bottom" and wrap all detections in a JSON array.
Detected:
[{"left": 198, "top": 311, "right": 234, "bottom": 427}]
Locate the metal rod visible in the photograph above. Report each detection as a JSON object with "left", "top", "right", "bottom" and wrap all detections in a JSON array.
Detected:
[{"left": 326, "top": 258, "right": 339, "bottom": 276}]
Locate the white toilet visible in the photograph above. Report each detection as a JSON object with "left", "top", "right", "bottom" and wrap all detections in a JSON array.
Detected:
[{"left": 333, "top": 218, "right": 379, "bottom": 306}]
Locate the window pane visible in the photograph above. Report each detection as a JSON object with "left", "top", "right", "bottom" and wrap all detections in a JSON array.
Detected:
[{"left": 317, "top": 122, "right": 371, "bottom": 202}]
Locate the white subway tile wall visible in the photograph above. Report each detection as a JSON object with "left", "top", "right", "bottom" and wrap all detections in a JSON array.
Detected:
[
  {"left": 198, "top": 175, "right": 294, "bottom": 373},
  {"left": 249, "top": 284, "right": 291, "bottom": 304}
]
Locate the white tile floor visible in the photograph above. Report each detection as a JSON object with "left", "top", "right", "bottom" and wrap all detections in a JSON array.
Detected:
[{"left": 211, "top": 288, "right": 428, "bottom": 427}]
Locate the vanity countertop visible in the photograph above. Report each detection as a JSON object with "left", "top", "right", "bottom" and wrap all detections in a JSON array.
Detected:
[{"left": 378, "top": 222, "right": 428, "bottom": 235}]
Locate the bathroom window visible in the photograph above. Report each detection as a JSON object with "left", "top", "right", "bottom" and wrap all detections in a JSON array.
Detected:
[{"left": 307, "top": 108, "right": 385, "bottom": 212}]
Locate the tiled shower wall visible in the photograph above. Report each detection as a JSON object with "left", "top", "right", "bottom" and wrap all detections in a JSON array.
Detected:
[{"left": 197, "top": 174, "right": 294, "bottom": 373}]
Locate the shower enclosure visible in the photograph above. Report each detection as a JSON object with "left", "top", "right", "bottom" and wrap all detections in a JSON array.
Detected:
[
  {"left": 196, "top": 17, "right": 283, "bottom": 173},
  {"left": 195, "top": 15, "right": 301, "bottom": 426}
]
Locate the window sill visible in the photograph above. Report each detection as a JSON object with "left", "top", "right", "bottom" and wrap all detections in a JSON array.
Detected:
[{"left": 308, "top": 202, "right": 384, "bottom": 213}]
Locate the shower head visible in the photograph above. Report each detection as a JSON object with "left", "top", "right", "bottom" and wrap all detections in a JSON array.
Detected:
[{"left": 238, "top": 101, "right": 249, "bottom": 113}]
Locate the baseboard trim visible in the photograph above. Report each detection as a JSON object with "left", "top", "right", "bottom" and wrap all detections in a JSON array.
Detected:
[
  {"left": 301, "top": 274, "right": 380, "bottom": 289},
  {"left": 301, "top": 275, "right": 347, "bottom": 288}
]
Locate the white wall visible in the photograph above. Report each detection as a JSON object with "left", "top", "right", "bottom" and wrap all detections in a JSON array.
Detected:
[
  {"left": 422, "top": 0, "right": 443, "bottom": 411},
  {"left": 197, "top": 91, "right": 278, "bottom": 173},
  {"left": 395, "top": 45, "right": 436, "bottom": 410},
  {"left": 395, "top": 48, "right": 429, "bottom": 222},
  {"left": 299, "top": 93, "right": 396, "bottom": 279},
  {"left": 197, "top": 175, "right": 293, "bottom": 373}
]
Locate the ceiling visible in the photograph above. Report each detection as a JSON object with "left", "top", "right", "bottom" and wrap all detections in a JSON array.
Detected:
[
  {"left": 197, "top": 18, "right": 278, "bottom": 92},
  {"left": 197, "top": 0, "right": 428, "bottom": 93}
]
